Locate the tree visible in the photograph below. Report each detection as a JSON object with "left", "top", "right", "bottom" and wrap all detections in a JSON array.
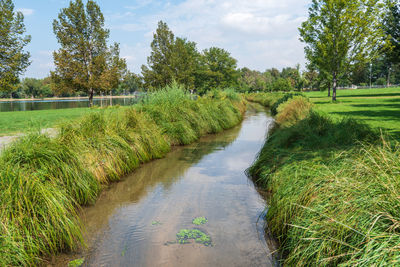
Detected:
[
  {"left": 99, "top": 43, "right": 127, "bottom": 96},
  {"left": 51, "top": 0, "right": 126, "bottom": 106},
  {"left": 0, "top": 0, "right": 31, "bottom": 97},
  {"left": 196, "top": 47, "right": 238, "bottom": 93},
  {"left": 299, "top": 0, "right": 385, "bottom": 100},
  {"left": 141, "top": 21, "right": 199, "bottom": 91},
  {"left": 238, "top": 68, "right": 268, "bottom": 92}
]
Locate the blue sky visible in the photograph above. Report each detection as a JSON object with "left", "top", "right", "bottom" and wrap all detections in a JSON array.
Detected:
[{"left": 14, "top": 0, "right": 309, "bottom": 78}]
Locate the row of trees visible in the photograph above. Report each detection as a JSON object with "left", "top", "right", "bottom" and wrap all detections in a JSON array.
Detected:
[
  {"left": 4, "top": 0, "right": 400, "bottom": 103},
  {"left": 141, "top": 21, "right": 238, "bottom": 94}
]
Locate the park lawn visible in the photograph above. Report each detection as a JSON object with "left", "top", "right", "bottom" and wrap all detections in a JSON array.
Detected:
[
  {"left": 305, "top": 87, "right": 400, "bottom": 137},
  {"left": 0, "top": 107, "right": 101, "bottom": 136}
]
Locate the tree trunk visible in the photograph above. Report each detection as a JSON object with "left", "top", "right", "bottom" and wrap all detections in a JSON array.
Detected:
[
  {"left": 89, "top": 88, "right": 94, "bottom": 107},
  {"left": 328, "top": 86, "right": 331, "bottom": 97},
  {"left": 110, "top": 90, "right": 112, "bottom": 106},
  {"left": 387, "top": 66, "right": 391, "bottom": 87},
  {"left": 332, "top": 72, "right": 337, "bottom": 101}
]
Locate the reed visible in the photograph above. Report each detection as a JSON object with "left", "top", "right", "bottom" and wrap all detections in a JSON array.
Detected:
[
  {"left": 248, "top": 93, "right": 400, "bottom": 265},
  {"left": 0, "top": 84, "right": 245, "bottom": 266}
]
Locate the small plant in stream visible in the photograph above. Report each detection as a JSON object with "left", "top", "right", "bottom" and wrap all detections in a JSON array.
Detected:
[
  {"left": 192, "top": 217, "right": 208, "bottom": 225},
  {"left": 176, "top": 229, "right": 212, "bottom": 246}
]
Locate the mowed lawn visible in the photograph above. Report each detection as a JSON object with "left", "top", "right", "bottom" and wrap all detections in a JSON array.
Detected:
[
  {"left": 0, "top": 107, "right": 100, "bottom": 136},
  {"left": 305, "top": 87, "right": 400, "bottom": 137}
]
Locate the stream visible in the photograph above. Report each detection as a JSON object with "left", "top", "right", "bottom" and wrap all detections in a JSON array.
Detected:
[{"left": 51, "top": 107, "right": 277, "bottom": 267}]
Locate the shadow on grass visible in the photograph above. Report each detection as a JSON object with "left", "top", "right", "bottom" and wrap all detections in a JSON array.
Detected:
[
  {"left": 336, "top": 92, "right": 400, "bottom": 98},
  {"left": 331, "top": 110, "right": 400, "bottom": 121}
]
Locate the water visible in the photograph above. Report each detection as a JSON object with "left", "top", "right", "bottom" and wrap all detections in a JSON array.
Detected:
[
  {"left": 51, "top": 108, "right": 277, "bottom": 267},
  {"left": 0, "top": 97, "right": 138, "bottom": 112}
]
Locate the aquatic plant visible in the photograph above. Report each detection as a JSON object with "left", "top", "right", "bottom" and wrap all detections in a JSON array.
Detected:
[
  {"left": 176, "top": 229, "right": 212, "bottom": 246},
  {"left": 192, "top": 217, "right": 208, "bottom": 225},
  {"left": 68, "top": 258, "right": 84, "bottom": 267}
]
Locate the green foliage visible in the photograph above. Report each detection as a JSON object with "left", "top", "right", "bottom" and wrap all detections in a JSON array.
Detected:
[
  {"left": 20, "top": 77, "right": 54, "bottom": 98},
  {"left": 192, "top": 217, "right": 208, "bottom": 225},
  {"left": 383, "top": 1, "right": 400, "bottom": 65},
  {"left": 245, "top": 92, "right": 283, "bottom": 107},
  {"left": 176, "top": 229, "right": 212, "bottom": 246},
  {"left": 270, "top": 93, "right": 304, "bottom": 116},
  {"left": 68, "top": 258, "right": 84, "bottom": 267},
  {"left": 196, "top": 47, "right": 238, "bottom": 94},
  {"left": 0, "top": 85, "right": 244, "bottom": 265},
  {"left": 246, "top": 93, "right": 400, "bottom": 265},
  {"left": 299, "top": 0, "right": 385, "bottom": 100},
  {"left": 271, "top": 77, "right": 293, "bottom": 92},
  {"left": 51, "top": 0, "right": 126, "bottom": 105},
  {"left": 275, "top": 96, "right": 313, "bottom": 127},
  {"left": 0, "top": 0, "right": 31, "bottom": 95},
  {"left": 142, "top": 21, "right": 199, "bottom": 91}
]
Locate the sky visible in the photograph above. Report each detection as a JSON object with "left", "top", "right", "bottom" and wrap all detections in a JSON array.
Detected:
[{"left": 13, "top": 0, "right": 310, "bottom": 78}]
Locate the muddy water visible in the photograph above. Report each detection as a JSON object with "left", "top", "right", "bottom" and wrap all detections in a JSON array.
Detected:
[{"left": 53, "top": 108, "right": 276, "bottom": 267}]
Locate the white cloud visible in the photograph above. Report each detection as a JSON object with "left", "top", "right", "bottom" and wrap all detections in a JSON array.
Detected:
[
  {"left": 119, "top": 0, "right": 310, "bottom": 72},
  {"left": 16, "top": 8, "right": 34, "bottom": 16}
]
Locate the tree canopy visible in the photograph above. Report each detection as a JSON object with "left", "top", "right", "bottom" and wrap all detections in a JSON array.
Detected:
[
  {"left": 141, "top": 21, "right": 199, "bottom": 91},
  {"left": 51, "top": 0, "right": 126, "bottom": 106},
  {"left": 0, "top": 0, "right": 31, "bottom": 96},
  {"left": 299, "top": 0, "right": 385, "bottom": 100}
]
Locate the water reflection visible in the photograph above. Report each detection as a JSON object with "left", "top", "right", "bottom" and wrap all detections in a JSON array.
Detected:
[{"left": 50, "top": 108, "right": 277, "bottom": 267}]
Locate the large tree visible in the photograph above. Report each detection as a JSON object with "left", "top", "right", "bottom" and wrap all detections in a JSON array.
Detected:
[
  {"left": 299, "top": 0, "right": 385, "bottom": 100},
  {"left": 0, "top": 0, "right": 31, "bottom": 97},
  {"left": 141, "top": 21, "right": 199, "bottom": 91},
  {"left": 196, "top": 47, "right": 238, "bottom": 93},
  {"left": 51, "top": 0, "right": 126, "bottom": 106}
]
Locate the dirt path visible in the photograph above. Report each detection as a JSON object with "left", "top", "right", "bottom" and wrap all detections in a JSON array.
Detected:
[{"left": 0, "top": 128, "right": 57, "bottom": 151}]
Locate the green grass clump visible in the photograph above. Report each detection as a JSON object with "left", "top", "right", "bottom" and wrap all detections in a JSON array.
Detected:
[
  {"left": 270, "top": 93, "right": 304, "bottom": 116},
  {"left": 245, "top": 92, "right": 283, "bottom": 108},
  {"left": 0, "top": 84, "right": 244, "bottom": 266},
  {"left": 275, "top": 96, "right": 312, "bottom": 128},
  {"left": 176, "top": 229, "right": 212, "bottom": 246},
  {"left": 248, "top": 92, "right": 400, "bottom": 265},
  {"left": 192, "top": 217, "right": 208, "bottom": 225}
]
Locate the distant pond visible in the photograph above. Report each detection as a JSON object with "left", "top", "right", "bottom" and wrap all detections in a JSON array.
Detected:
[{"left": 0, "top": 97, "right": 139, "bottom": 112}]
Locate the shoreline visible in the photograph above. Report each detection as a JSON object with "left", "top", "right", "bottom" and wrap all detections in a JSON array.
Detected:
[{"left": 0, "top": 95, "right": 137, "bottom": 102}]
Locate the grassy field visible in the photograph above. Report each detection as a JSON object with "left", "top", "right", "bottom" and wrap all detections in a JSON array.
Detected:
[
  {"left": 305, "top": 87, "right": 400, "bottom": 137},
  {"left": 247, "top": 93, "right": 400, "bottom": 265},
  {"left": 0, "top": 108, "right": 101, "bottom": 136}
]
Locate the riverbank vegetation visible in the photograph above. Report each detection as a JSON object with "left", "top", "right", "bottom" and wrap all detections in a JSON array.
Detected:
[
  {"left": 247, "top": 92, "right": 400, "bottom": 265},
  {"left": 0, "top": 86, "right": 245, "bottom": 266}
]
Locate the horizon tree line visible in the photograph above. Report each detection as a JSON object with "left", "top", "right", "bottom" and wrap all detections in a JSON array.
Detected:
[{"left": 1, "top": 0, "right": 400, "bottom": 102}]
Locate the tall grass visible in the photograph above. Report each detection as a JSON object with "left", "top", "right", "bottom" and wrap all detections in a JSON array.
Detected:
[
  {"left": 0, "top": 84, "right": 245, "bottom": 266},
  {"left": 248, "top": 93, "right": 400, "bottom": 265},
  {"left": 245, "top": 92, "right": 283, "bottom": 108}
]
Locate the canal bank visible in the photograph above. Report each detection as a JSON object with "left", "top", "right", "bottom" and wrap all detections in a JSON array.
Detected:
[
  {"left": 0, "top": 88, "right": 246, "bottom": 266},
  {"left": 50, "top": 106, "right": 277, "bottom": 267}
]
